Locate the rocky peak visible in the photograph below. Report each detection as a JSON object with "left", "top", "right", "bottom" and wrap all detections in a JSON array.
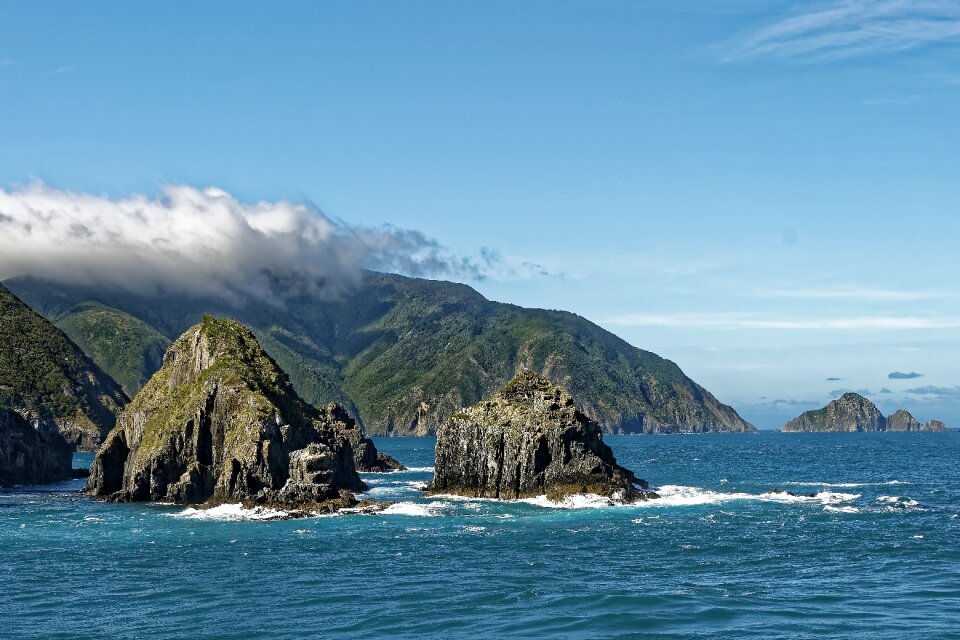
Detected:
[
  {"left": 88, "top": 317, "right": 399, "bottom": 508},
  {"left": 783, "top": 392, "right": 885, "bottom": 432},
  {"left": 783, "top": 393, "right": 947, "bottom": 432},
  {"left": 429, "top": 369, "right": 651, "bottom": 502},
  {"left": 886, "top": 409, "right": 921, "bottom": 432}
]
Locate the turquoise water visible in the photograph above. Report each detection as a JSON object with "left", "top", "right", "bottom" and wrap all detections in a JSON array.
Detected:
[{"left": 2, "top": 432, "right": 959, "bottom": 639}]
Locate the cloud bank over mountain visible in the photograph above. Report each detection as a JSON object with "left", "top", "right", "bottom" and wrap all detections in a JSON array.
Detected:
[{"left": 0, "top": 183, "right": 492, "bottom": 303}]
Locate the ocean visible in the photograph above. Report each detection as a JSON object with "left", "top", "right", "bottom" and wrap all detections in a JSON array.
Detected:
[{"left": 2, "top": 432, "right": 958, "bottom": 639}]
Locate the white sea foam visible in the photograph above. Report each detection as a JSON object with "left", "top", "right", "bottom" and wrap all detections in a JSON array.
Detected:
[
  {"left": 393, "top": 466, "right": 434, "bottom": 473},
  {"left": 824, "top": 505, "right": 859, "bottom": 513},
  {"left": 381, "top": 501, "right": 450, "bottom": 517},
  {"left": 784, "top": 480, "right": 906, "bottom": 488},
  {"left": 877, "top": 496, "right": 919, "bottom": 508},
  {"left": 166, "top": 503, "right": 292, "bottom": 521},
  {"left": 519, "top": 493, "right": 620, "bottom": 509},
  {"left": 643, "top": 485, "right": 860, "bottom": 508}
]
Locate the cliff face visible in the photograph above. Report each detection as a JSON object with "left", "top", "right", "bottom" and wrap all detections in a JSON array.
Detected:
[
  {"left": 88, "top": 317, "right": 397, "bottom": 508},
  {"left": 783, "top": 395, "right": 947, "bottom": 432},
  {"left": 886, "top": 410, "right": 921, "bottom": 432},
  {"left": 0, "top": 409, "right": 72, "bottom": 487},
  {"left": 0, "top": 284, "right": 127, "bottom": 450},
  {"left": 429, "top": 370, "right": 650, "bottom": 502}
]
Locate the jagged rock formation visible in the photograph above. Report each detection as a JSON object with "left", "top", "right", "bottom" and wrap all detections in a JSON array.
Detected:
[
  {"left": 429, "top": 370, "right": 651, "bottom": 502},
  {"left": 886, "top": 410, "right": 945, "bottom": 432},
  {"left": 0, "top": 283, "right": 127, "bottom": 450},
  {"left": 88, "top": 316, "right": 399, "bottom": 508},
  {"left": 0, "top": 408, "right": 73, "bottom": 487},
  {"left": 783, "top": 393, "right": 885, "bottom": 432},
  {"left": 7, "top": 273, "right": 755, "bottom": 436},
  {"left": 886, "top": 409, "right": 920, "bottom": 432},
  {"left": 783, "top": 393, "right": 947, "bottom": 432}
]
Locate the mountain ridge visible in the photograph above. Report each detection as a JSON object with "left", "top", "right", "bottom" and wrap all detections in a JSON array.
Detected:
[{"left": 5, "top": 272, "right": 755, "bottom": 436}]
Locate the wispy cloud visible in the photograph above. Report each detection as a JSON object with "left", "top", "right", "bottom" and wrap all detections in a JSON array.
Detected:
[
  {"left": 905, "top": 385, "right": 960, "bottom": 397},
  {"left": 53, "top": 65, "right": 77, "bottom": 75},
  {"left": 724, "top": 0, "right": 960, "bottom": 62},
  {"left": 889, "top": 371, "right": 923, "bottom": 379},
  {"left": 606, "top": 312, "right": 960, "bottom": 330},
  {"left": 0, "top": 183, "right": 497, "bottom": 303},
  {"left": 754, "top": 286, "right": 944, "bottom": 301}
]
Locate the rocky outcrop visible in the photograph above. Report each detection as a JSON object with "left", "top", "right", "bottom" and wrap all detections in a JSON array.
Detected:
[
  {"left": 0, "top": 409, "right": 72, "bottom": 487},
  {"left": 88, "top": 316, "right": 399, "bottom": 509},
  {"left": 783, "top": 394, "right": 947, "bottom": 432},
  {"left": 429, "top": 369, "right": 651, "bottom": 502},
  {"left": 924, "top": 420, "right": 946, "bottom": 432},
  {"left": 886, "top": 409, "right": 921, "bottom": 432},
  {"left": 783, "top": 393, "right": 886, "bottom": 432},
  {"left": 0, "top": 283, "right": 127, "bottom": 450}
]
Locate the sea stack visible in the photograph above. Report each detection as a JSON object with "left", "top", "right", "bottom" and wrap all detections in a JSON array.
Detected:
[
  {"left": 88, "top": 316, "right": 398, "bottom": 509},
  {"left": 429, "top": 369, "right": 650, "bottom": 502}
]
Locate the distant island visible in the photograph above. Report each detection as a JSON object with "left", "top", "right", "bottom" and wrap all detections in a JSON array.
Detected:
[{"left": 782, "top": 392, "right": 945, "bottom": 432}]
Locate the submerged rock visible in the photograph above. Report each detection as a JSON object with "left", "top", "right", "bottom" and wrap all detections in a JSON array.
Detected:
[
  {"left": 88, "top": 316, "right": 397, "bottom": 509},
  {"left": 0, "top": 408, "right": 72, "bottom": 487},
  {"left": 429, "top": 369, "right": 650, "bottom": 502}
]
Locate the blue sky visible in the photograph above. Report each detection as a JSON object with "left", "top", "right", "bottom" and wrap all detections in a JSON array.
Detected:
[{"left": 2, "top": 0, "right": 959, "bottom": 428}]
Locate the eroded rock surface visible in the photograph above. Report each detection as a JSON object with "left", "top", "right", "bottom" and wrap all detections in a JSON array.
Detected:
[
  {"left": 429, "top": 369, "right": 649, "bottom": 501},
  {"left": 0, "top": 409, "right": 72, "bottom": 487},
  {"left": 88, "top": 316, "right": 397, "bottom": 509}
]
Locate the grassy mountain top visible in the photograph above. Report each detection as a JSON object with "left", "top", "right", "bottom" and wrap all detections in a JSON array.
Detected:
[{"left": 6, "top": 272, "right": 753, "bottom": 435}]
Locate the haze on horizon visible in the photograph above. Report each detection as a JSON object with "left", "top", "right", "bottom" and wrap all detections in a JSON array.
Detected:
[{"left": 1, "top": 0, "right": 958, "bottom": 428}]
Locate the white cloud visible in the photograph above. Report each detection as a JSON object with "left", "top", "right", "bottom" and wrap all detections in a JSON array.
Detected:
[
  {"left": 0, "top": 183, "right": 490, "bottom": 303},
  {"left": 725, "top": 0, "right": 960, "bottom": 62},
  {"left": 606, "top": 312, "right": 960, "bottom": 330}
]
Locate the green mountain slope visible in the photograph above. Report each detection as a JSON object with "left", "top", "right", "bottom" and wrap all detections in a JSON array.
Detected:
[
  {"left": 51, "top": 302, "right": 169, "bottom": 396},
  {"left": 0, "top": 283, "right": 128, "bottom": 450},
  {"left": 6, "top": 273, "right": 754, "bottom": 435}
]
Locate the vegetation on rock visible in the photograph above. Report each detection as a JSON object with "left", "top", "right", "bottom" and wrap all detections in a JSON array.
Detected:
[
  {"left": 782, "top": 393, "right": 946, "bottom": 432},
  {"left": 87, "top": 316, "right": 399, "bottom": 507}
]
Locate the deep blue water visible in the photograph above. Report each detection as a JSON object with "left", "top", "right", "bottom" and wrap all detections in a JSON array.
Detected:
[{"left": 2, "top": 432, "right": 959, "bottom": 639}]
